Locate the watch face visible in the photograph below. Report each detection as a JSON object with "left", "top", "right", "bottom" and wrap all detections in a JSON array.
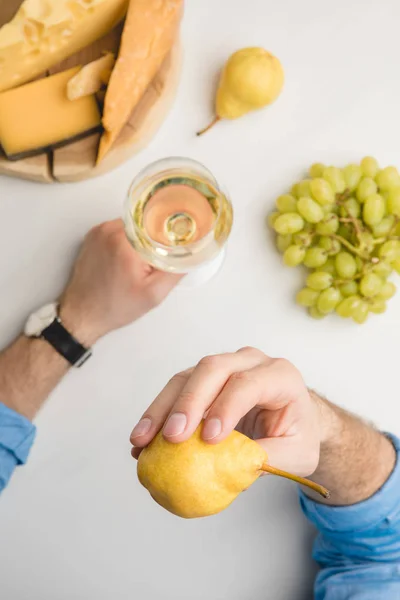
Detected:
[{"left": 24, "top": 303, "right": 58, "bottom": 337}]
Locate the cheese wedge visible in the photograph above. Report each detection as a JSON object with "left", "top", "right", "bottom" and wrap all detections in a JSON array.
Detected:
[
  {"left": 97, "top": 0, "right": 183, "bottom": 164},
  {"left": 0, "top": 67, "right": 101, "bottom": 160},
  {"left": 0, "top": 0, "right": 128, "bottom": 93},
  {"left": 67, "top": 53, "right": 115, "bottom": 100}
]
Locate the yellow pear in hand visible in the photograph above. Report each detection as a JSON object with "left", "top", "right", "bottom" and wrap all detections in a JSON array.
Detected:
[
  {"left": 197, "top": 47, "right": 284, "bottom": 136},
  {"left": 137, "top": 425, "right": 329, "bottom": 519}
]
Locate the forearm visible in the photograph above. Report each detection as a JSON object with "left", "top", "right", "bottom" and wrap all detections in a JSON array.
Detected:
[
  {"left": 306, "top": 392, "right": 396, "bottom": 505},
  {"left": 0, "top": 335, "right": 69, "bottom": 420},
  {"left": 300, "top": 394, "right": 400, "bottom": 598}
]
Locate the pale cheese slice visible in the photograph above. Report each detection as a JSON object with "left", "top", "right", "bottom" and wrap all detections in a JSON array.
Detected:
[
  {"left": 97, "top": 0, "right": 183, "bottom": 164},
  {"left": 67, "top": 53, "right": 115, "bottom": 100}
]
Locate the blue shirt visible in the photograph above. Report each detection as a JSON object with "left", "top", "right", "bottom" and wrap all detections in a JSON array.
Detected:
[{"left": 1, "top": 403, "right": 399, "bottom": 598}]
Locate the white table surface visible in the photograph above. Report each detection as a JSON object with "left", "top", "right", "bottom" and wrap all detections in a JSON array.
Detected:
[{"left": 1, "top": 1, "right": 400, "bottom": 599}]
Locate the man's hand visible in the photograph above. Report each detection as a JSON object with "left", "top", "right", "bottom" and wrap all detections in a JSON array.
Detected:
[
  {"left": 130, "top": 347, "right": 322, "bottom": 478},
  {"left": 130, "top": 347, "right": 396, "bottom": 506},
  {"left": 0, "top": 219, "right": 181, "bottom": 421},
  {"left": 60, "top": 219, "right": 181, "bottom": 346}
]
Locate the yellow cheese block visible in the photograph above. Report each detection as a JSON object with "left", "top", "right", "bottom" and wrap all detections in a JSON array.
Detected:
[
  {"left": 0, "top": 67, "right": 101, "bottom": 160},
  {"left": 0, "top": 0, "right": 128, "bottom": 92}
]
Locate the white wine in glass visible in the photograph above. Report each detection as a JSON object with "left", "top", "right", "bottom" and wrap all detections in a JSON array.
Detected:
[{"left": 124, "top": 157, "right": 233, "bottom": 283}]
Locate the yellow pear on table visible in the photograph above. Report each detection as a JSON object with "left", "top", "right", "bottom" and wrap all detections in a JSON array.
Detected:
[
  {"left": 197, "top": 47, "right": 284, "bottom": 136},
  {"left": 137, "top": 425, "right": 329, "bottom": 519}
]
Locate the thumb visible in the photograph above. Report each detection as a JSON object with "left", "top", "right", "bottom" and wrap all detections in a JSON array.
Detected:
[
  {"left": 257, "top": 435, "right": 319, "bottom": 478},
  {"left": 146, "top": 270, "right": 185, "bottom": 306}
]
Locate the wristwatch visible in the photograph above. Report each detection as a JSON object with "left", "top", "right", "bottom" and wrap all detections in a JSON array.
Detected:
[{"left": 24, "top": 302, "right": 92, "bottom": 367}]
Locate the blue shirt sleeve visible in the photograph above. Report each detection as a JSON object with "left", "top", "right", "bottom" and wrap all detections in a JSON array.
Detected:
[
  {"left": 0, "top": 403, "right": 36, "bottom": 493},
  {"left": 299, "top": 434, "right": 400, "bottom": 600}
]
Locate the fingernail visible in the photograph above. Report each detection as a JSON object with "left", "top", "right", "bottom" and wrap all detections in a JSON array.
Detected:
[
  {"left": 131, "top": 418, "right": 152, "bottom": 438},
  {"left": 163, "top": 413, "right": 187, "bottom": 437},
  {"left": 202, "top": 418, "right": 222, "bottom": 440}
]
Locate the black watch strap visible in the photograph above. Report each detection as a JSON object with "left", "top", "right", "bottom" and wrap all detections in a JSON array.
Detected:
[{"left": 41, "top": 319, "right": 92, "bottom": 367}]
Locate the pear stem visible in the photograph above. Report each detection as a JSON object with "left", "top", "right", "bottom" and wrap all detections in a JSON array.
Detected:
[
  {"left": 196, "top": 115, "right": 221, "bottom": 136},
  {"left": 261, "top": 463, "right": 330, "bottom": 499}
]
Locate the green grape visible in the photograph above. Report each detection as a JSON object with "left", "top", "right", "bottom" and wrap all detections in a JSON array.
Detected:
[
  {"left": 339, "top": 197, "right": 361, "bottom": 218},
  {"left": 304, "top": 247, "right": 328, "bottom": 268},
  {"left": 387, "top": 188, "right": 400, "bottom": 216},
  {"left": 376, "top": 166, "right": 400, "bottom": 191},
  {"left": 377, "top": 281, "right": 396, "bottom": 300},
  {"left": 317, "top": 287, "right": 342, "bottom": 313},
  {"left": 323, "top": 166, "right": 346, "bottom": 193},
  {"left": 291, "top": 179, "right": 312, "bottom": 198},
  {"left": 316, "top": 214, "right": 339, "bottom": 235},
  {"left": 293, "top": 231, "right": 313, "bottom": 247},
  {"left": 379, "top": 240, "right": 400, "bottom": 262},
  {"left": 310, "top": 178, "right": 335, "bottom": 206},
  {"left": 268, "top": 212, "right": 280, "bottom": 227},
  {"left": 339, "top": 281, "right": 358, "bottom": 297},
  {"left": 355, "top": 256, "right": 364, "bottom": 273},
  {"left": 352, "top": 301, "right": 369, "bottom": 324},
  {"left": 322, "top": 203, "right": 336, "bottom": 215},
  {"left": 372, "top": 215, "right": 395, "bottom": 238},
  {"left": 318, "top": 236, "right": 341, "bottom": 255},
  {"left": 363, "top": 193, "right": 385, "bottom": 226},
  {"left": 296, "top": 288, "right": 320, "bottom": 307},
  {"left": 356, "top": 177, "right": 377, "bottom": 203},
  {"left": 276, "top": 234, "right": 293, "bottom": 253},
  {"left": 393, "top": 258, "right": 400, "bottom": 274},
  {"left": 316, "top": 257, "right": 336, "bottom": 275},
  {"left": 308, "top": 306, "right": 326, "bottom": 319},
  {"left": 274, "top": 213, "right": 305, "bottom": 235},
  {"left": 335, "top": 252, "right": 357, "bottom": 278},
  {"left": 373, "top": 261, "right": 393, "bottom": 279},
  {"left": 309, "top": 163, "right": 325, "bottom": 178},
  {"left": 337, "top": 224, "right": 352, "bottom": 240},
  {"left": 369, "top": 299, "right": 387, "bottom": 314},
  {"left": 358, "top": 230, "right": 375, "bottom": 253},
  {"left": 343, "top": 164, "right": 362, "bottom": 191},
  {"left": 283, "top": 245, "right": 306, "bottom": 267},
  {"left": 360, "top": 156, "right": 379, "bottom": 178},
  {"left": 306, "top": 271, "right": 333, "bottom": 291},
  {"left": 297, "top": 196, "right": 324, "bottom": 223},
  {"left": 276, "top": 194, "right": 298, "bottom": 213},
  {"left": 336, "top": 295, "right": 360, "bottom": 318},
  {"left": 360, "top": 273, "right": 383, "bottom": 297}
]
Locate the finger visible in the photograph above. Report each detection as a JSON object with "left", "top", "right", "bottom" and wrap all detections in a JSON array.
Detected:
[
  {"left": 92, "top": 219, "right": 124, "bottom": 238},
  {"left": 256, "top": 431, "right": 320, "bottom": 477},
  {"left": 162, "top": 348, "right": 265, "bottom": 443},
  {"left": 145, "top": 269, "right": 185, "bottom": 305},
  {"left": 202, "top": 359, "right": 308, "bottom": 443},
  {"left": 131, "top": 446, "right": 143, "bottom": 460},
  {"left": 130, "top": 370, "right": 191, "bottom": 447}
]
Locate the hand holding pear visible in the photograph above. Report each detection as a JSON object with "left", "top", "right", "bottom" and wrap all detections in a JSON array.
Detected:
[{"left": 131, "top": 347, "right": 329, "bottom": 519}]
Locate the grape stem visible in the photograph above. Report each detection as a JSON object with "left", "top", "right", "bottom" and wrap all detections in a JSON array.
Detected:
[
  {"left": 331, "top": 234, "right": 370, "bottom": 259},
  {"left": 389, "top": 216, "right": 400, "bottom": 237},
  {"left": 338, "top": 216, "right": 363, "bottom": 245}
]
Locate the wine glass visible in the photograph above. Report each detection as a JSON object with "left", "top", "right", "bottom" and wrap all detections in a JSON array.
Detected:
[{"left": 123, "top": 157, "right": 233, "bottom": 286}]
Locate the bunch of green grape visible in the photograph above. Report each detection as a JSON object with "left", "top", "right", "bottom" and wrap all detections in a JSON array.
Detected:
[{"left": 268, "top": 157, "right": 400, "bottom": 323}]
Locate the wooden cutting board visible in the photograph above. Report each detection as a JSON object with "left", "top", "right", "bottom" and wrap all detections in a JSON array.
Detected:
[{"left": 0, "top": 1, "right": 182, "bottom": 183}]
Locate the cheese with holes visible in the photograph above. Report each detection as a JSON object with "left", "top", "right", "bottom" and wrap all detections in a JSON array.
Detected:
[
  {"left": 97, "top": 0, "right": 183, "bottom": 163},
  {"left": 0, "top": 67, "right": 101, "bottom": 160},
  {"left": 0, "top": 0, "right": 128, "bottom": 92}
]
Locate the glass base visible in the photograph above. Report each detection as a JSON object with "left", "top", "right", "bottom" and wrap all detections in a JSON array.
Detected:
[{"left": 179, "top": 249, "right": 226, "bottom": 288}]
